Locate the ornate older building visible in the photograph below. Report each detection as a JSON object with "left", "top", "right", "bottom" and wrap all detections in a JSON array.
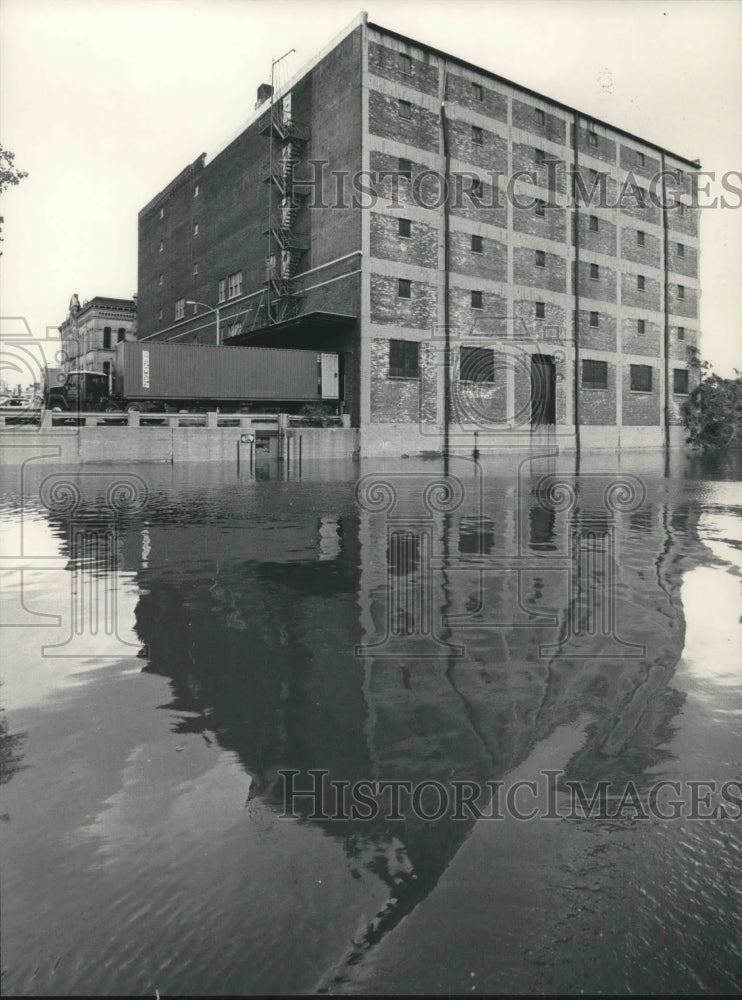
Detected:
[{"left": 59, "top": 294, "right": 138, "bottom": 384}]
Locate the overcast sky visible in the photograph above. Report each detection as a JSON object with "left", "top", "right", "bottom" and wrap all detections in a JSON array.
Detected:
[{"left": 1, "top": 0, "right": 740, "bottom": 374}]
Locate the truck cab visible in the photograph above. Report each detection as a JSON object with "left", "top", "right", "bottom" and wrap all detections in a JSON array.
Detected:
[{"left": 46, "top": 371, "right": 111, "bottom": 411}]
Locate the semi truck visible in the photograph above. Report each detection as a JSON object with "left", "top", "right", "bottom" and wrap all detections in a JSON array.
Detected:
[{"left": 45, "top": 342, "right": 341, "bottom": 413}]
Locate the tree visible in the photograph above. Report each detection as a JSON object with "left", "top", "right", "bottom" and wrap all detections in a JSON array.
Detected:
[
  {"left": 682, "top": 350, "right": 742, "bottom": 451},
  {"left": 0, "top": 144, "right": 29, "bottom": 255}
]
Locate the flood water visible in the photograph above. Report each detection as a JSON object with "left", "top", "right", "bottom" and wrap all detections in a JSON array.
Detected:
[{"left": 1, "top": 451, "right": 740, "bottom": 996}]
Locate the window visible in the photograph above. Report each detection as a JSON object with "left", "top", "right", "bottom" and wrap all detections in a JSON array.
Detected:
[
  {"left": 227, "top": 270, "right": 243, "bottom": 298},
  {"left": 158, "top": 274, "right": 163, "bottom": 286},
  {"left": 678, "top": 326, "right": 685, "bottom": 341},
  {"left": 398, "top": 278, "right": 412, "bottom": 298},
  {"left": 677, "top": 284, "right": 685, "bottom": 299},
  {"left": 589, "top": 168, "right": 598, "bottom": 181},
  {"left": 535, "top": 148, "right": 546, "bottom": 164},
  {"left": 117, "top": 328, "right": 126, "bottom": 343},
  {"left": 637, "top": 274, "right": 646, "bottom": 291},
  {"left": 535, "top": 301, "right": 546, "bottom": 319},
  {"left": 589, "top": 215, "right": 599, "bottom": 231},
  {"left": 389, "top": 339, "right": 419, "bottom": 378},
  {"left": 637, "top": 151, "right": 645, "bottom": 167},
  {"left": 535, "top": 199, "right": 546, "bottom": 216},
  {"left": 399, "top": 53, "right": 412, "bottom": 74},
  {"left": 673, "top": 369, "right": 689, "bottom": 395},
  {"left": 398, "top": 218, "right": 411, "bottom": 238},
  {"left": 471, "top": 290, "right": 483, "bottom": 309},
  {"left": 471, "top": 177, "right": 483, "bottom": 198},
  {"left": 460, "top": 346, "right": 495, "bottom": 383},
  {"left": 159, "top": 207, "right": 164, "bottom": 220},
  {"left": 175, "top": 298, "right": 185, "bottom": 321},
  {"left": 399, "top": 157, "right": 412, "bottom": 180},
  {"left": 535, "top": 108, "right": 545, "bottom": 126},
  {"left": 218, "top": 278, "right": 227, "bottom": 303},
  {"left": 589, "top": 130, "right": 598, "bottom": 148},
  {"left": 472, "top": 82, "right": 484, "bottom": 101},
  {"left": 194, "top": 184, "right": 200, "bottom": 198},
  {"left": 193, "top": 263, "right": 199, "bottom": 275},
  {"left": 677, "top": 242, "right": 685, "bottom": 257},
  {"left": 471, "top": 234, "right": 483, "bottom": 253},
  {"left": 630, "top": 364, "right": 653, "bottom": 392},
  {"left": 637, "top": 230, "right": 646, "bottom": 246},
  {"left": 398, "top": 99, "right": 412, "bottom": 119},
  {"left": 582, "top": 359, "right": 608, "bottom": 389},
  {"left": 590, "top": 262, "right": 599, "bottom": 280},
  {"left": 535, "top": 249, "right": 546, "bottom": 268},
  {"left": 679, "top": 202, "right": 686, "bottom": 217},
  {"left": 637, "top": 319, "right": 646, "bottom": 335},
  {"left": 158, "top": 308, "right": 163, "bottom": 321},
  {"left": 590, "top": 311, "right": 599, "bottom": 327},
  {"left": 159, "top": 240, "right": 164, "bottom": 253},
  {"left": 676, "top": 168, "right": 684, "bottom": 184},
  {"left": 103, "top": 326, "right": 111, "bottom": 349},
  {"left": 472, "top": 125, "right": 483, "bottom": 145},
  {"left": 193, "top": 223, "right": 199, "bottom": 236}
]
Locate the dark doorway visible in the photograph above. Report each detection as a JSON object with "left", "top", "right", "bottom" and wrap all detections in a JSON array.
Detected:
[{"left": 530, "top": 354, "right": 556, "bottom": 426}]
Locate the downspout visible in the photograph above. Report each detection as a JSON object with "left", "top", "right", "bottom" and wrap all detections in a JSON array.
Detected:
[
  {"left": 441, "top": 67, "right": 451, "bottom": 461},
  {"left": 660, "top": 151, "right": 671, "bottom": 453},
  {"left": 572, "top": 112, "right": 581, "bottom": 460}
]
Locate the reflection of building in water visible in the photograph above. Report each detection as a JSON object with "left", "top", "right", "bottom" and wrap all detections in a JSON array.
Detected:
[{"left": 76, "top": 464, "right": 703, "bottom": 979}]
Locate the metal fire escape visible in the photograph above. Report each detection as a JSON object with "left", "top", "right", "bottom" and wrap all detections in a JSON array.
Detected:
[{"left": 254, "top": 60, "right": 310, "bottom": 328}]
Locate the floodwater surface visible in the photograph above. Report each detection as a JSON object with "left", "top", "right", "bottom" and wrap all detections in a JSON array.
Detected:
[{"left": 1, "top": 451, "right": 740, "bottom": 995}]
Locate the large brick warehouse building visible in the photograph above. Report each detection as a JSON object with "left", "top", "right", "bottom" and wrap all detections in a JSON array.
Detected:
[{"left": 137, "top": 12, "right": 700, "bottom": 456}]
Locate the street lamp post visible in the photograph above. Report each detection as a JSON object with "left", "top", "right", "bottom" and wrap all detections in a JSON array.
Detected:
[{"left": 185, "top": 300, "right": 221, "bottom": 345}]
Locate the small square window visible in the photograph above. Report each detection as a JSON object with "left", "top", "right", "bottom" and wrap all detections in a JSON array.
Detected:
[
  {"left": 471, "top": 234, "right": 483, "bottom": 253},
  {"left": 630, "top": 364, "right": 653, "bottom": 392},
  {"left": 535, "top": 250, "right": 546, "bottom": 268},
  {"left": 389, "top": 339, "right": 419, "bottom": 378},
  {"left": 673, "top": 369, "right": 689, "bottom": 395},
  {"left": 637, "top": 319, "right": 646, "bottom": 335},
  {"left": 472, "top": 125, "right": 483, "bottom": 145},
  {"left": 399, "top": 157, "right": 413, "bottom": 180},
  {"left": 472, "top": 82, "right": 484, "bottom": 102},
  {"left": 471, "top": 290, "right": 483, "bottom": 309},
  {"left": 535, "top": 301, "right": 546, "bottom": 319},
  {"left": 676, "top": 169, "right": 684, "bottom": 184},
  {"left": 218, "top": 278, "right": 227, "bottom": 303},
  {"left": 582, "top": 359, "right": 608, "bottom": 389},
  {"left": 194, "top": 184, "right": 199, "bottom": 198},
  {"left": 677, "top": 242, "right": 685, "bottom": 257},
  {"left": 398, "top": 278, "right": 412, "bottom": 298},
  {"left": 589, "top": 215, "right": 599, "bottom": 232},
  {"left": 398, "top": 99, "right": 412, "bottom": 119},
  {"left": 590, "top": 262, "right": 599, "bottom": 280},
  {"left": 535, "top": 148, "right": 546, "bottom": 164},
  {"left": 535, "top": 108, "right": 545, "bottom": 126},
  {"left": 637, "top": 151, "right": 645, "bottom": 166},
  {"left": 399, "top": 53, "right": 412, "bottom": 74},
  {"left": 678, "top": 326, "right": 685, "bottom": 341},
  {"left": 590, "top": 311, "right": 599, "bottom": 327},
  {"left": 637, "top": 230, "right": 646, "bottom": 246},
  {"left": 589, "top": 131, "right": 598, "bottom": 148},
  {"left": 678, "top": 284, "right": 685, "bottom": 299},
  {"left": 398, "top": 218, "right": 411, "bottom": 238},
  {"left": 637, "top": 274, "right": 646, "bottom": 291},
  {"left": 535, "top": 199, "right": 546, "bottom": 216}
]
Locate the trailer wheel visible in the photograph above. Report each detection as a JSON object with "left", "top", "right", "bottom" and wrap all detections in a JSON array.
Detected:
[
  {"left": 104, "top": 402, "right": 120, "bottom": 413},
  {"left": 125, "top": 402, "right": 144, "bottom": 413}
]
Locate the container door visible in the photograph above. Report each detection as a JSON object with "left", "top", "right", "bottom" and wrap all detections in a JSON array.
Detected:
[{"left": 320, "top": 353, "right": 339, "bottom": 400}]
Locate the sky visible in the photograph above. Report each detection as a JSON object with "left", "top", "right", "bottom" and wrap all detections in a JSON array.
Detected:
[{"left": 1, "top": 0, "right": 740, "bottom": 375}]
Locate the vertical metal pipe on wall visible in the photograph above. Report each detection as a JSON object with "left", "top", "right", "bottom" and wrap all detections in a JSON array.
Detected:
[
  {"left": 660, "top": 152, "right": 671, "bottom": 452},
  {"left": 572, "top": 111, "right": 581, "bottom": 459},
  {"left": 441, "top": 65, "right": 452, "bottom": 461}
]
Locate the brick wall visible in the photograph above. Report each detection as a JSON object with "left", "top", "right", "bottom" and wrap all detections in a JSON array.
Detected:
[
  {"left": 622, "top": 316, "right": 661, "bottom": 356},
  {"left": 511, "top": 143, "right": 567, "bottom": 196},
  {"left": 622, "top": 362, "right": 660, "bottom": 425},
  {"left": 576, "top": 125, "right": 616, "bottom": 166},
  {"left": 620, "top": 271, "right": 661, "bottom": 311},
  {"left": 579, "top": 360, "right": 617, "bottom": 424},
  {"left": 370, "top": 337, "right": 437, "bottom": 424},
  {"left": 369, "top": 273, "right": 438, "bottom": 329},
  {"left": 578, "top": 309, "right": 616, "bottom": 351},
  {"left": 449, "top": 287, "right": 507, "bottom": 338},
  {"left": 445, "top": 73, "right": 507, "bottom": 122},
  {"left": 619, "top": 144, "right": 661, "bottom": 181},
  {"left": 513, "top": 201, "right": 567, "bottom": 244},
  {"left": 668, "top": 283, "right": 698, "bottom": 319},
  {"left": 446, "top": 119, "right": 507, "bottom": 173},
  {"left": 512, "top": 98, "right": 566, "bottom": 145},
  {"left": 368, "top": 41, "right": 439, "bottom": 96},
  {"left": 577, "top": 260, "right": 617, "bottom": 302},
  {"left": 449, "top": 174, "right": 508, "bottom": 229},
  {"left": 620, "top": 226, "right": 661, "bottom": 268},
  {"left": 368, "top": 89, "right": 439, "bottom": 153},
  {"left": 576, "top": 213, "right": 617, "bottom": 256},
  {"left": 370, "top": 213, "right": 438, "bottom": 268},
  {"left": 514, "top": 247, "right": 566, "bottom": 293},
  {"left": 449, "top": 229, "right": 507, "bottom": 282},
  {"left": 451, "top": 344, "right": 508, "bottom": 425}
]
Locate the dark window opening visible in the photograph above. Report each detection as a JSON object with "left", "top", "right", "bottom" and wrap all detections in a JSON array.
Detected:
[
  {"left": 630, "top": 364, "right": 653, "bottom": 392},
  {"left": 389, "top": 339, "right": 419, "bottom": 379},
  {"left": 398, "top": 99, "right": 412, "bottom": 119},
  {"left": 535, "top": 301, "right": 546, "bottom": 319},
  {"left": 398, "top": 278, "right": 412, "bottom": 298},
  {"left": 582, "top": 359, "right": 608, "bottom": 389},
  {"left": 471, "top": 234, "right": 483, "bottom": 253},
  {"left": 398, "top": 218, "right": 411, "bottom": 238},
  {"left": 471, "top": 290, "right": 483, "bottom": 309},
  {"left": 673, "top": 369, "right": 689, "bottom": 395},
  {"left": 460, "top": 346, "right": 495, "bottom": 383},
  {"left": 590, "top": 311, "right": 599, "bottom": 327}
]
